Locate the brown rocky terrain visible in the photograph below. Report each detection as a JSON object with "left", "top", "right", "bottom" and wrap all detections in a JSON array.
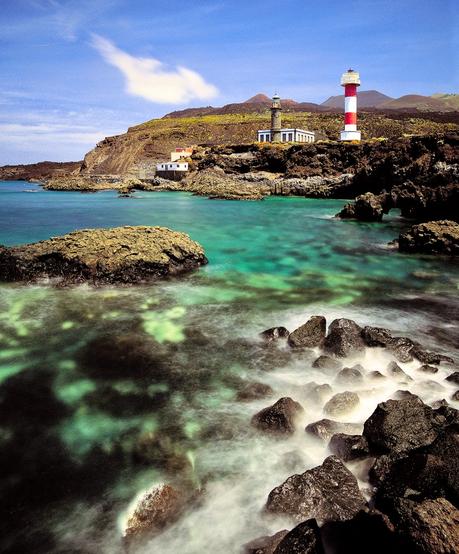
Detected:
[{"left": 0, "top": 160, "right": 81, "bottom": 181}]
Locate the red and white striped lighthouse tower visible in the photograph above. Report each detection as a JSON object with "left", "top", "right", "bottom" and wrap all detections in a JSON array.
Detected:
[{"left": 340, "top": 69, "right": 361, "bottom": 141}]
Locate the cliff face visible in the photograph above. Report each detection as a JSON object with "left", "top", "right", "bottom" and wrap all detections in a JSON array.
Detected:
[{"left": 79, "top": 111, "right": 459, "bottom": 177}]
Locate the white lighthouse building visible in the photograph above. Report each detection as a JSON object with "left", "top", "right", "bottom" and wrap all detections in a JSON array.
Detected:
[{"left": 339, "top": 69, "right": 361, "bottom": 142}]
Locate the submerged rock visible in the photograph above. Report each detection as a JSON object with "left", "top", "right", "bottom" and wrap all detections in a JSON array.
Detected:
[
  {"left": 0, "top": 226, "right": 207, "bottom": 284},
  {"left": 251, "top": 397, "right": 304, "bottom": 435},
  {"left": 446, "top": 372, "right": 459, "bottom": 385},
  {"left": 260, "top": 327, "right": 290, "bottom": 343},
  {"left": 288, "top": 316, "right": 326, "bottom": 348},
  {"left": 323, "top": 319, "right": 365, "bottom": 358},
  {"left": 386, "top": 361, "right": 412, "bottom": 381},
  {"left": 273, "top": 519, "right": 324, "bottom": 554},
  {"left": 266, "top": 456, "right": 366, "bottom": 523},
  {"left": 312, "top": 355, "right": 342, "bottom": 371},
  {"left": 237, "top": 382, "right": 274, "bottom": 401},
  {"left": 305, "top": 419, "right": 362, "bottom": 442},
  {"left": 336, "top": 367, "right": 364, "bottom": 384},
  {"left": 363, "top": 397, "right": 437, "bottom": 454},
  {"left": 418, "top": 364, "right": 439, "bottom": 374},
  {"left": 399, "top": 220, "right": 459, "bottom": 255},
  {"left": 124, "top": 484, "right": 185, "bottom": 547},
  {"left": 324, "top": 392, "right": 360, "bottom": 417}
]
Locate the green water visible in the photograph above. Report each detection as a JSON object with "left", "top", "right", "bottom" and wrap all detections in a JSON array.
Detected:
[{"left": 0, "top": 182, "right": 458, "bottom": 553}]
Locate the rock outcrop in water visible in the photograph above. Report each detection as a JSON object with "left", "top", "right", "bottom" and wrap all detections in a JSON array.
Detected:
[
  {"left": 398, "top": 220, "right": 459, "bottom": 255},
  {"left": 0, "top": 226, "right": 207, "bottom": 285},
  {"left": 251, "top": 397, "right": 304, "bottom": 435}
]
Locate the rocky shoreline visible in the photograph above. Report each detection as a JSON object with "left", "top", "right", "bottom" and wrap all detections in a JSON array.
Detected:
[{"left": 123, "top": 315, "right": 459, "bottom": 553}]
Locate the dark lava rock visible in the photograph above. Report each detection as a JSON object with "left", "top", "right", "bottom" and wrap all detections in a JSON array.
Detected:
[
  {"left": 251, "top": 397, "right": 304, "bottom": 435},
  {"left": 323, "top": 318, "right": 365, "bottom": 358},
  {"left": 390, "top": 497, "right": 459, "bottom": 554},
  {"left": 321, "top": 509, "right": 400, "bottom": 554},
  {"left": 386, "top": 337, "right": 416, "bottom": 363},
  {"left": 336, "top": 367, "right": 363, "bottom": 384},
  {"left": 392, "top": 390, "right": 418, "bottom": 400},
  {"left": 312, "top": 355, "right": 342, "bottom": 371},
  {"left": 305, "top": 419, "right": 362, "bottom": 442},
  {"left": 418, "top": 364, "right": 439, "bottom": 374},
  {"left": 124, "top": 484, "right": 185, "bottom": 547},
  {"left": 446, "top": 372, "right": 459, "bottom": 385},
  {"left": 288, "top": 316, "right": 326, "bottom": 348},
  {"left": 273, "top": 519, "right": 324, "bottom": 554},
  {"left": 363, "top": 397, "right": 437, "bottom": 454},
  {"left": 237, "top": 382, "right": 274, "bottom": 401},
  {"left": 399, "top": 220, "right": 459, "bottom": 255},
  {"left": 386, "top": 361, "right": 413, "bottom": 381},
  {"left": 0, "top": 226, "right": 208, "bottom": 284},
  {"left": 412, "top": 347, "right": 454, "bottom": 365},
  {"left": 260, "top": 327, "right": 290, "bottom": 343},
  {"left": 243, "top": 530, "right": 288, "bottom": 554},
  {"left": 266, "top": 456, "right": 366, "bottom": 523},
  {"left": 361, "top": 326, "right": 393, "bottom": 347},
  {"left": 329, "top": 434, "right": 370, "bottom": 462},
  {"left": 453, "top": 390, "right": 459, "bottom": 401},
  {"left": 324, "top": 392, "right": 360, "bottom": 417}
]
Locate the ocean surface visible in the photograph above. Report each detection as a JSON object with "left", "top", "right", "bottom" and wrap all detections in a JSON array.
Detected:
[{"left": 0, "top": 181, "right": 458, "bottom": 553}]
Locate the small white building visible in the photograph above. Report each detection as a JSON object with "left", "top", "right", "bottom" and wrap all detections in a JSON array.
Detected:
[
  {"left": 156, "top": 161, "right": 189, "bottom": 172},
  {"left": 257, "top": 128, "right": 315, "bottom": 143}
]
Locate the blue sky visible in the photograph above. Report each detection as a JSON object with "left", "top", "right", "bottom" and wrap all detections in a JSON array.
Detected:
[{"left": 0, "top": 0, "right": 458, "bottom": 164}]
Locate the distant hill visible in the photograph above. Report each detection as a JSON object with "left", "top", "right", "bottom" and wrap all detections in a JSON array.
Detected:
[
  {"left": 379, "top": 94, "right": 456, "bottom": 112},
  {"left": 322, "top": 90, "right": 393, "bottom": 108},
  {"left": 430, "top": 93, "right": 459, "bottom": 111},
  {"left": 163, "top": 93, "right": 326, "bottom": 119}
]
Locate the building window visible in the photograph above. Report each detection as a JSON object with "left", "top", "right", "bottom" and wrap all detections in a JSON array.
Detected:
[{"left": 288, "top": 133, "right": 293, "bottom": 142}]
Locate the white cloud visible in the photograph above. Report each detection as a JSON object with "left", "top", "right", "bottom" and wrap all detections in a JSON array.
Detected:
[{"left": 91, "top": 34, "right": 219, "bottom": 104}]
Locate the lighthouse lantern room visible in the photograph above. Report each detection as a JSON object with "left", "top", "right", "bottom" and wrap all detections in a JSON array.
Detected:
[{"left": 339, "top": 69, "right": 361, "bottom": 142}]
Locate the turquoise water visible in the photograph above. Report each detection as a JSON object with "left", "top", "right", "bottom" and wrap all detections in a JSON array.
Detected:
[{"left": 0, "top": 181, "right": 458, "bottom": 553}]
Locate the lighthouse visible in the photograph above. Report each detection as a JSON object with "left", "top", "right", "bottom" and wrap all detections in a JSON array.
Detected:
[
  {"left": 270, "top": 93, "right": 282, "bottom": 142},
  {"left": 340, "top": 69, "right": 361, "bottom": 142}
]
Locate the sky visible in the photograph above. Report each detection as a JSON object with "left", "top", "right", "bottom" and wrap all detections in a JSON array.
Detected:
[{"left": 0, "top": 0, "right": 458, "bottom": 165}]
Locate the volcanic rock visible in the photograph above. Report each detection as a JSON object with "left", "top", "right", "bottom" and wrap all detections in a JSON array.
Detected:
[
  {"left": 304, "top": 382, "right": 333, "bottom": 405},
  {"left": 273, "top": 519, "right": 325, "bottom": 554},
  {"left": 323, "top": 319, "right": 365, "bottom": 358},
  {"left": 329, "top": 434, "right": 370, "bottom": 462},
  {"left": 418, "top": 364, "right": 439, "bottom": 374},
  {"left": 363, "top": 397, "right": 437, "bottom": 454},
  {"left": 399, "top": 220, "right": 459, "bottom": 255},
  {"left": 305, "top": 419, "right": 362, "bottom": 442},
  {"left": 361, "top": 326, "right": 393, "bottom": 347},
  {"left": 337, "top": 192, "right": 391, "bottom": 222},
  {"left": 386, "top": 337, "right": 416, "bottom": 363},
  {"left": 390, "top": 497, "right": 459, "bottom": 554},
  {"left": 266, "top": 456, "right": 366, "bottom": 523},
  {"left": 0, "top": 226, "right": 207, "bottom": 284},
  {"left": 288, "top": 316, "right": 326, "bottom": 348},
  {"left": 251, "top": 397, "right": 304, "bottom": 435},
  {"left": 324, "top": 392, "right": 360, "bottom": 417},
  {"left": 243, "top": 530, "right": 289, "bottom": 554}
]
